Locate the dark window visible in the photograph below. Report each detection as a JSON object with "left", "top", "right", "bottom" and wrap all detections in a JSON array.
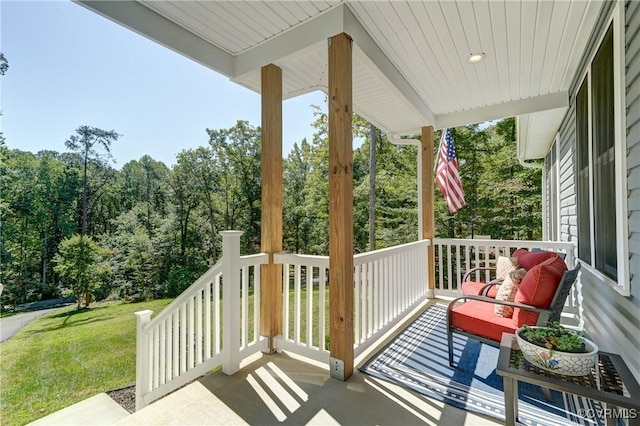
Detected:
[
  {"left": 576, "top": 80, "right": 591, "bottom": 264},
  {"left": 591, "top": 26, "right": 617, "bottom": 281},
  {"left": 575, "top": 24, "right": 618, "bottom": 281}
]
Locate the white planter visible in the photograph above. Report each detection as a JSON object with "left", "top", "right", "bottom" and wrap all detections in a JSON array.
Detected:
[{"left": 515, "top": 327, "right": 598, "bottom": 376}]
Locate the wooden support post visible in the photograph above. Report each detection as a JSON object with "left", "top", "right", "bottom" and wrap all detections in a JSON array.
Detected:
[
  {"left": 421, "top": 126, "right": 436, "bottom": 296},
  {"left": 328, "top": 32, "right": 354, "bottom": 381},
  {"left": 260, "top": 64, "right": 283, "bottom": 353}
]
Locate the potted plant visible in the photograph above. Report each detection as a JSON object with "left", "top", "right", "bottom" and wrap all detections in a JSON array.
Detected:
[{"left": 515, "top": 322, "right": 598, "bottom": 376}]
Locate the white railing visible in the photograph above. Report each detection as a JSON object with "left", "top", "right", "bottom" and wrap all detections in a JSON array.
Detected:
[
  {"left": 353, "top": 239, "right": 430, "bottom": 357},
  {"left": 134, "top": 235, "right": 580, "bottom": 410},
  {"left": 134, "top": 231, "right": 268, "bottom": 409},
  {"left": 433, "top": 239, "right": 575, "bottom": 295},
  {"left": 274, "top": 253, "right": 330, "bottom": 364},
  {"left": 274, "top": 239, "right": 431, "bottom": 361},
  {"left": 433, "top": 238, "right": 580, "bottom": 323}
]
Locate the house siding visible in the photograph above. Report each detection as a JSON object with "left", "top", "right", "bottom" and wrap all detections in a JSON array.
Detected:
[{"left": 552, "top": 0, "right": 640, "bottom": 382}]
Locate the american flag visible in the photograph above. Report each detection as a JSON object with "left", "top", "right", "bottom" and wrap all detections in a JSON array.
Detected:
[{"left": 436, "top": 128, "right": 465, "bottom": 214}]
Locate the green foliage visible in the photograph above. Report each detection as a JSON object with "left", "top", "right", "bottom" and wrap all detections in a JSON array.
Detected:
[
  {"left": 521, "top": 323, "right": 587, "bottom": 353},
  {"left": 2, "top": 115, "right": 542, "bottom": 305},
  {"left": 0, "top": 300, "right": 172, "bottom": 425},
  {"left": 0, "top": 52, "right": 8, "bottom": 75},
  {"left": 166, "top": 266, "right": 199, "bottom": 297},
  {"left": 207, "top": 120, "right": 262, "bottom": 253},
  {"left": 283, "top": 139, "right": 313, "bottom": 253},
  {"left": 433, "top": 121, "right": 542, "bottom": 240},
  {"left": 53, "top": 235, "right": 111, "bottom": 308},
  {"left": 64, "top": 125, "right": 120, "bottom": 235}
]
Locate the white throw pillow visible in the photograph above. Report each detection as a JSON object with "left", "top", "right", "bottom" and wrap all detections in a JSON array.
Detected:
[
  {"left": 495, "top": 256, "right": 520, "bottom": 280},
  {"left": 495, "top": 268, "right": 527, "bottom": 318}
]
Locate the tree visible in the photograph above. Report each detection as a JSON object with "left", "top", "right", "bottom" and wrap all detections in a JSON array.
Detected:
[
  {"left": 363, "top": 134, "right": 418, "bottom": 248},
  {"left": 479, "top": 119, "right": 542, "bottom": 240},
  {"left": 207, "top": 121, "right": 262, "bottom": 252},
  {"left": 0, "top": 52, "right": 8, "bottom": 76},
  {"left": 168, "top": 157, "right": 203, "bottom": 266},
  {"left": 34, "top": 152, "right": 79, "bottom": 294},
  {"left": 118, "top": 156, "right": 169, "bottom": 233},
  {"left": 107, "top": 207, "right": 161, "bottom": 301},
  {"left": 283, "top": 140, "right": 312, "bottom": 252},
  {"left": 53, "top": 235, "right": 110, "bottom": 309},
  {"left": 175, "top": 148, "right": 221, "bottom": 263},
  {"left": 64, "top": 126, "right": 119, "bottom": 235},
  {"left": 302, "top": 108, "right": 330, "bottom": 254}
]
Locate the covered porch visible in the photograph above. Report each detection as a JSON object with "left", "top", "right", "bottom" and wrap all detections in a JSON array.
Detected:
[
  {"left": 131, "top": 234, "right": 578, "bottom": 410},
  {"left": 73, "top": 0, "right": 612, "bottom": 421},
  {"left": 120, "top": 335, "right": 500, "bottom": 425}
]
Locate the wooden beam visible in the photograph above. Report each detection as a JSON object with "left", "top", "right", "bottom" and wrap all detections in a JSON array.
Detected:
[
  {"left": 421, "top": 126, "right": 436, "bottom": 293},
  {"left": 260, "top": 64, "right": 283, "bottom": 352},
  {"left": 328, "top": 32, "right": 354, "bottom": 380}
]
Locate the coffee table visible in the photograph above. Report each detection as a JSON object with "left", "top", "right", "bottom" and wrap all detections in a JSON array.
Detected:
[{"left": 496, "top": 333, "right": 640, "bottom": 426}]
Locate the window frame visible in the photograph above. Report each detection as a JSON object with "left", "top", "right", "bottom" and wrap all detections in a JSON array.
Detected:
[
  {"left": 574, "top": 3, "right": 629, "bottom": 296},
  {"left": 545, "top": 139, "right": 560, "bottom": 242}
]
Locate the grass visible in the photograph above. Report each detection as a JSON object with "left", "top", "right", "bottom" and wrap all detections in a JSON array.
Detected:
[
  {"left": 286, "top": 284, "right": 330, "bottom": 348},
  {"left": 0, "top": 285, "right": 330, "bottom": 425},
  {"left": 0, "top": 299, "right": 171, "bottom": 426}
]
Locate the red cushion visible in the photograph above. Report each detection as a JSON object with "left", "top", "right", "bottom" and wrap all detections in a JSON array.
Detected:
[
  {"left": 461, "top": 281, "right": 499, "bottom": 298},
  {"left": 512, "top": 255, "right": 567, "bottom": 326},
  {"left": 513, "top": 249, "right": 558, "bottom": 270},
  {"left": 450, "top": 300, "right": 519, "bottom": 342}
]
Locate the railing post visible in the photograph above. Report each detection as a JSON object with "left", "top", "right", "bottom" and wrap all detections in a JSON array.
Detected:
[
  {"left": 221, "top": 230, "right": 243, "bottom": 375},
  {"left": 134, "top": 309, "right": 153, "bottom": 411}
]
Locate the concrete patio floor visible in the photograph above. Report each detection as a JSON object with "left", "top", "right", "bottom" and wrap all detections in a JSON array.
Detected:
[
  {"left": 118, "top": 350, "right": 501, "bottom": 425},
  {"left": 31, "top": 299, "right": 503, "bottom": 425}
]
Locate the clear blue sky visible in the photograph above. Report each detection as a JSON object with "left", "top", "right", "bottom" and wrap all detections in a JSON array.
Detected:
[{"left": 0, "top": 1, "right": 327, "bottom": 168}]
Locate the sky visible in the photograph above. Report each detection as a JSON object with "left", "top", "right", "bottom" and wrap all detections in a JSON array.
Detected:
[{"left": 0, "top": 1, "right": 328, "bottom": 168}]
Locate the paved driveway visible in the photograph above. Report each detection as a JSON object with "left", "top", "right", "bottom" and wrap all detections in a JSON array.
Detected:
[{"left": 0, "top": 309, "right": 57, "bottom": 343}]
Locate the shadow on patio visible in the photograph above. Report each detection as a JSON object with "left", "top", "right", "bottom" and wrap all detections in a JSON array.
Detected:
[{"left": 120, "top": 342, "right": 500, "bottom": 425}]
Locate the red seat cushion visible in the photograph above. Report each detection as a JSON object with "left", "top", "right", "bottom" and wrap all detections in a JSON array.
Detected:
[
  {"left": 512, "top": 255, "right": 567, "bottom": 326},
  {"left": 450, "top": 300, "right": 519, "bottom": 342},
  {"left": 461, "top": 281, "right": 499, "bottom": 298},
  {"left": 513, "top": 249, "right": 559, "bottom": 270}
]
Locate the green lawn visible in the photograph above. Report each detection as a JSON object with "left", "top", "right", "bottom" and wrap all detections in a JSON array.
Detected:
[
  {"left": 0, "top": 286, "right": 329, "bottom": 425},
  {"left": 0, "top": 299, "right": 171, "bottom": 426},
  {"left": 286, "top": 285, "right": 330, "bottom": 349}
]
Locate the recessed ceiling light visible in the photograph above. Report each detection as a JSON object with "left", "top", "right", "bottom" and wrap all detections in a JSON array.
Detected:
[{"left": 468, "top": 53, "right": 486, "bottom": 64}]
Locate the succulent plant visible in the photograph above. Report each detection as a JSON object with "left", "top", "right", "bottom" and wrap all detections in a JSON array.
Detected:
[{"left": 521, "top": 322, "right": 587, "bottom": 353}]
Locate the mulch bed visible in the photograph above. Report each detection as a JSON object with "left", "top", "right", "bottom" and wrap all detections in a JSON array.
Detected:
[
  {"left": 107, "top": 375, "right": 203, "bottom": 414},
  {"left": 107, "top": 385, "right": 136, "bottom": 413}
]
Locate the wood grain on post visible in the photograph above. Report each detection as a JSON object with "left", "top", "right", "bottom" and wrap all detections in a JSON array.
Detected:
[
  {"left": 422, "top": 126, "right": 435, "bottom": 291},
  {"left": 328, "top": 33, "right": 354, "bottom": 380},
  {"left": 260, "top": 64, "right": 283, "bottom": 349}
]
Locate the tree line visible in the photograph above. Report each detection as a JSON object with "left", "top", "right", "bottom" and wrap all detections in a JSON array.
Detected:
[{"left": 0, "top": 111, "right": 541, "bottom": 308}]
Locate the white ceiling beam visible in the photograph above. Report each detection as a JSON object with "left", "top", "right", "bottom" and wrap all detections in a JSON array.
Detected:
[
  {"left": 436, "top": 91, "right": 569, "bottom": 130},
  {"left": 343, "top": 7, "right": 437, "bottom": 127},
  {"left": 75, "top": 0, "right": 234, "bottom": 77},
  {"left": 233, "top": 4, "right": 435, "bottom": 126},
  {"left": 233, "top": 6, "right": 344, "bottom": 79}
]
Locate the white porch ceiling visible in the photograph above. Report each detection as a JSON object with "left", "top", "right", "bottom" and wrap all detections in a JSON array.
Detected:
[{"left": 78, "top": 0, "right": 605, "bottom": 159}]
